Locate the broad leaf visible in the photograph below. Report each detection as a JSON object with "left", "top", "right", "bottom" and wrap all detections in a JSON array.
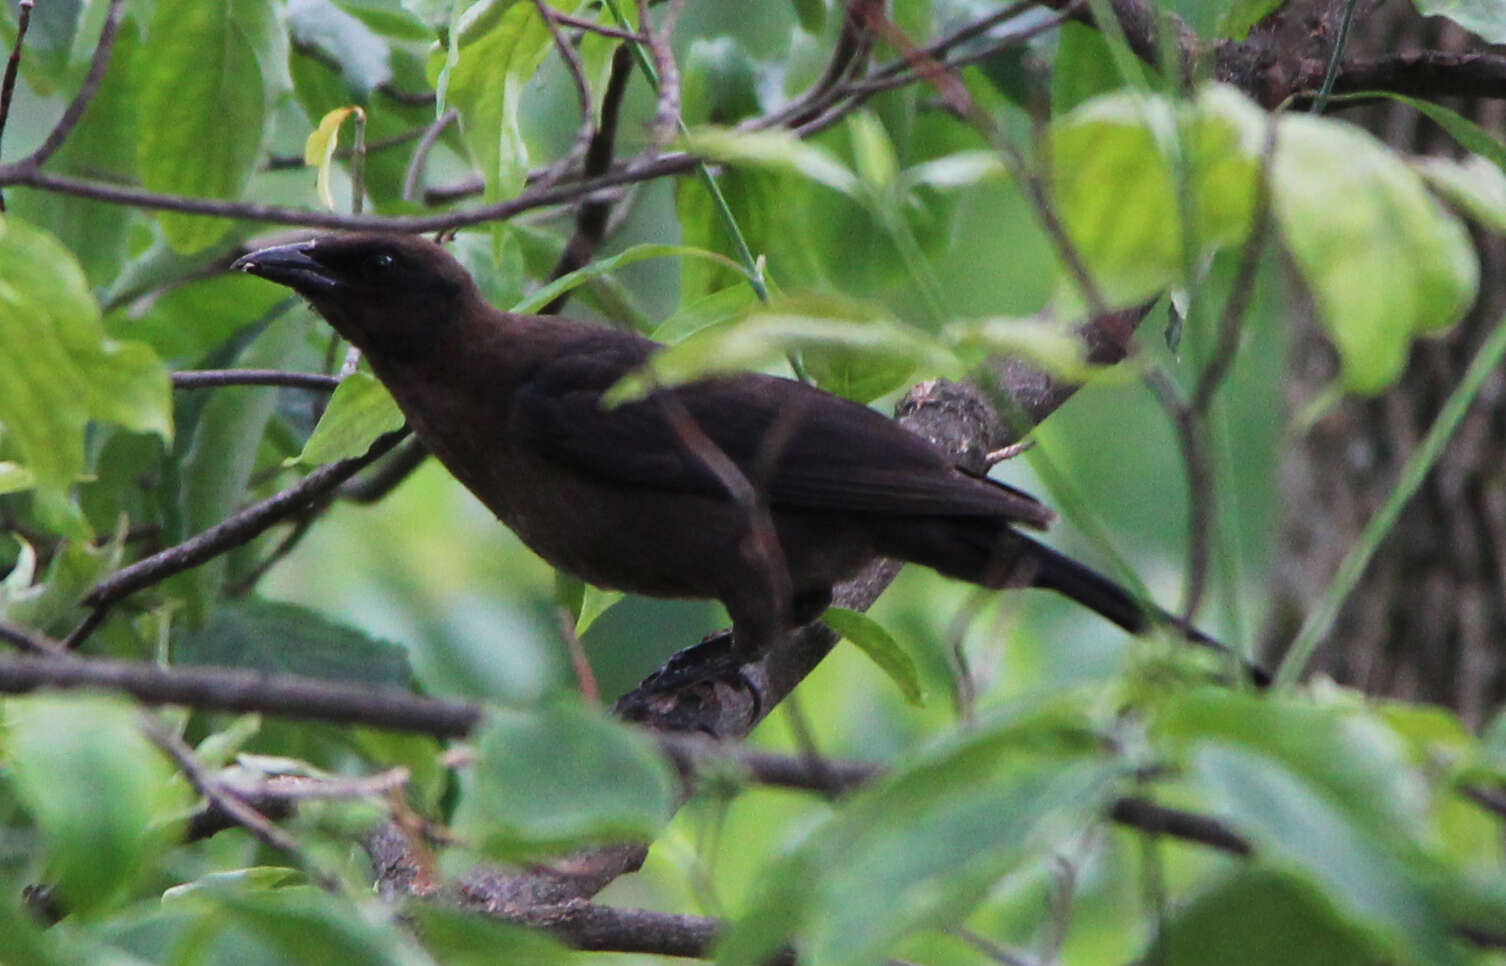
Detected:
[
  {"left": 0, "top": 219, "right": 171, "bottom": 533},
  {"left": 453, "top": 703, "right": 676, "bottom": 859},
  {"left": 175, "top": 598, "right": 413, "bottom": 687},
  {"left": 823, "top": 606, "right": 925, "bottom": 705},
  {"left": 137, "top": 0, "right": 281, "bottom": 251},
  {"left": 295, "top": 372, "right": 404, "bottom": 465},
  {"left": 1272, "top": 112, "right": 1478, "bottom": 392},
  {"left": 6, "top": 695, "right": 189, "bottom": 915}
]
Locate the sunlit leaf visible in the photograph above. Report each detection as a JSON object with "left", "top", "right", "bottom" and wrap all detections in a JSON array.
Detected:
[
  {"left": 683, "top": 126, "right": 860, "bottom": 196},
  {"left": 1048, "top": 84, "right": 1263, "bottom": 313},
  {"left": 0, "top": 219, "right": 171, "bottom": 534},
  {"left": 304, "top": 106, "right": 363, "bottom": 211},
  {"left": 1415, "top": 154, "right": 1506, "bottom": 233},
  {"left": 435, "top": 0, "right": 552, "bottom": 203},
  {"left": 1272, "top": 112, "right": 1478, "bottom": 392}
]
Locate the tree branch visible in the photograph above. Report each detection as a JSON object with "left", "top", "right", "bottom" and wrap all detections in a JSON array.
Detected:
[{"left": 67, "top": 430, "right": 408, "bottom": 646}]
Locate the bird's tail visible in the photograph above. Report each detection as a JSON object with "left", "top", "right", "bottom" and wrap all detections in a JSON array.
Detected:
[
  {"left": 1016, "top": 532, "right": 1270, "bottom": 686},
  {"left": 874, "top": 518, "right": 1268, "bottom": 685}
]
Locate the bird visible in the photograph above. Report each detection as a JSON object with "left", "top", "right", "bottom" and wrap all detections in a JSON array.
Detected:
[{"left": 231, "top": 232, "right": 1252, "bottom": 679}]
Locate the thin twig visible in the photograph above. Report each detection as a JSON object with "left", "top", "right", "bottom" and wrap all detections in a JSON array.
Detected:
[
  {"left": 558, "top": 606, "right": 602, "bottom": 708},
  {"left": 24, "top": 0, "right": 125, "bottom": 168},
  {"left": 267, "top": 124, "right": 428, "bottom": 172},
  {"left": 543, "top": 44, "right": 635, "bottom": 315},
  {"left": 0, "top": 651, "right": 483, "bottom": 735},
  {"left": 400, "top": 108, "right": 457, "bottom": 203},
  {"left": 0, "top": 0, "right": 34, "bottom": 210},
  {"left": 172, "top": 369, "right": 341, "bottom": 392},
  {"left": 140, "top": 716, "right": 311, "bottom": 861},
  {"left": 551, "top": 9, "right": 647, "bottom": 41},
  {"left": 66, "top": 430, "right": 408, "bottom": 647}
]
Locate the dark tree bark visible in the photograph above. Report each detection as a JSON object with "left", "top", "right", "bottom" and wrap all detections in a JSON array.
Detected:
[{"left": 1266, "top": 4, "right": 1506, "bottom": 726}]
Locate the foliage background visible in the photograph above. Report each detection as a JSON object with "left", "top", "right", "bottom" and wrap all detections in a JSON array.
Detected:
[{"left": 0, "top": 0, "right": 1504, "bottom": 964}]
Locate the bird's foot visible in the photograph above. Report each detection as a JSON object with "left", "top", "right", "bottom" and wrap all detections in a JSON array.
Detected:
[{"left": 612, "top": 630, "right": 763, "bottom": 734}]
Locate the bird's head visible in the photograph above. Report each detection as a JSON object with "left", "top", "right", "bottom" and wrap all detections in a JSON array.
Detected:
[{"left": 231, "top": 233, "right": 481, "bottom": 361}]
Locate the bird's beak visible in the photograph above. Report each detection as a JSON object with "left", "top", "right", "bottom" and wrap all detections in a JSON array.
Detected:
[{"left": 231, "top": 241, "right": 337, "bottom": 293}]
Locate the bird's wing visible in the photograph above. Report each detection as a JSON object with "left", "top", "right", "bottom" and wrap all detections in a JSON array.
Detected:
[{"left": 509, "top": 339, "right": 1052, "bottom": 527}]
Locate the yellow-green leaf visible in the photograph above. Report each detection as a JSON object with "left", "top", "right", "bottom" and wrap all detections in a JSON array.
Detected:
[{"left": 305, "top": 106, "right": 362, "bottom": 211}]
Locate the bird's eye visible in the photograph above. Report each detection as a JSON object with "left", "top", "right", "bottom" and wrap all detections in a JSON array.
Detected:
[{"left": 372, "top": 253, "right": 395, "bottom": 270}]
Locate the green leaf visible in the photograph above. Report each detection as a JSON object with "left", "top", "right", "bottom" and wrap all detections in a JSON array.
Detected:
[
  {"left": 683, "top": 126, "right": 860, "bottom": 196},
  {"left": 453, "top": 703, "right": 675, "bottom": 860},
  {"left": 721, "top": 695, "right": 1110, "bottom": 966},
  {"left": 8, "top": 20, "right": 140, "bottom": 286},
  {"left": 199, "top": 885, "right": 430, "bottom": 965},
  {"left": 1272, "top": 112, "right": 1478, "bottom": 393},
  {"left": 511, "top": 243, "right": 746, "bottom": 315},
  {"left": 1327, "top": 91, "right": 1506, "bottom": 173},
  {"left": 1051, "top": 22, "right": 1123, "bottom": 115},
  {"left": 305, "top": 106, "right": 363, "bottom": 211},
  {"left": 288, "top": 0, "right": 393, "bottom": 96},
  {"left": 822, "top": 606, "right": 924, "bottom": 706},
  {"left": 409, "top": 905, "right": 575, "bottom": 966},
  {"left": 161, "top": 866, "right": 302, "bottom": 903},
  {"left": 175, "top": 598, "right": 413, "bottom": 687},
  {"left": 437, "top": 0, "right": 552, "bottom": 204},
  {"left": 1412, "top": 0, "right": 1506, "bottom": 42},
  {"left": 0, "top": 531, "right": 126, "bottom": 631},
  {"left": 1190, "top": 744, "right": 1459, "bottom": 966},
  {"left": 173, "top": 309, "right": 302, "bottom": 623},
  {"left": 295, "top": 372, "right": 405, "bottom": 465},
  {"left": 0, "top": 218, "right": 171, "bottom": 531},
  {"left": 650, "top": 284, "right": 758, "bottom": 344},
  {"left": 1048, "top": 84, "right": 1263, "bottom": 313},
  {"left": 682, "top": 37, "right": 761, "bottom": 127},
  {"left": 576, "top": 585, "right": 626, "bottom": 637},
  {"left": 1151, "top": 866, "right": 1385, "bottom": 965},
  {"left": 848, "top": 111, "right": 899, "bottom": 191},
  {"left": 6, "top": 694, "right": 189, "bottom": 916},
  {"left": 607, "top": 296, "right": 956, "bottom": 406},
  {"left": 1415, "top": 154, "right": 1506, "bottom": 233},
  {"left": 899, "top": 150, "right": 1009, "bottom": 192},
  {"left": 1217, "top": 0, "right": 1286, "bottom": 39},
  {"left": 1154, "top": 690, "right": 1430, "bottom": 842},
  {"left": 790, "top": 0, "right": 827, "bottom": 35},
  {"left": 136, "top": 0, "right": 276, "bottom": 251}
]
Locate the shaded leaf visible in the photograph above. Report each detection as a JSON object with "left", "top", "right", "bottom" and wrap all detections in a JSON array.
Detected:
[
  {"left": 137, "top": 0, "right": 278, "bottom": 251},
  {"left": 175, "top": 598, "right": 413, "bottom": 687},
  {"left": 295, "top": 372, "right": 404, "bottom": 465},
  {"left": 511, "top": 243, "right": 746, "bottom": 315},
  {"left": 453, "top": 703, "right": 675, "bottom": 860},
  {"left": 6, "top": 694, "right": 189, "bottom": 916},
  {"left": 1191, "top": 744, "right": 1460, "bottom": 966},
  {"left": 823, "top": 606, "right": 924, "bottom": 705}
]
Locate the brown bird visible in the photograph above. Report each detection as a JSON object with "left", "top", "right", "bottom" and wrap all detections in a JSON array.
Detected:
[{"left": 232, "top": 232, "right": 1243, "bottom": 676}]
